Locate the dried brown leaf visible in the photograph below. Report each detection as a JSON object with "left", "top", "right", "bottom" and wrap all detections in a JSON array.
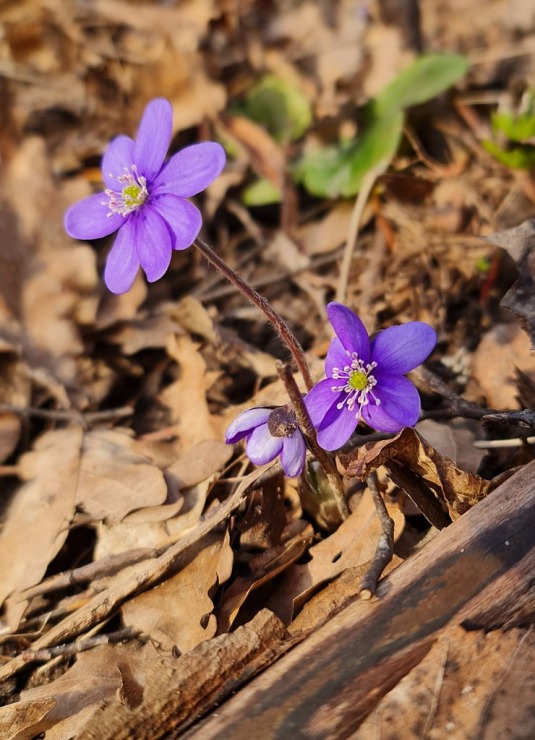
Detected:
[
  {"left": 264, "top": 492, "right": 404, "bottom": 624},
  {"left": 345, "top": 427, "right": 491, "bottom": 519},
  {"left": 468, "top": 322, "right": 535, "bottom": 408},
  {"left": 76, "top": 429, "right": 167, "bottom": 522},
  {"left": 0, "top": 644, "right": 145, "bottom": 740},
  {"left": 122, "top": 531, "right": 233, "bottom": 653},
  {"left": 160, "top": 334, "right": 220, "bottom": 450},
  {"left": 218, "top": 520, "right": 314, "bottom": 632},
  {"left": 486, "top": 219, "right": 535, "bottom": 346},
  {"left": 0, "top": 428, "right": 82, "bottom": 629},
  {"left": 357, "top": 626, "right": 535, "bottom": 739}
]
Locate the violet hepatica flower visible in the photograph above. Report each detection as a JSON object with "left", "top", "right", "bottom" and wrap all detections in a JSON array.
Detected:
[
  {"left": 225, "top": 406, "right": 307, "bottom": 477},
  {"left": 64, "top": 98, "right": 226, "bottom": 294},
  {"left": 305, "top": 302, "right": 437, "bottom": 450}
]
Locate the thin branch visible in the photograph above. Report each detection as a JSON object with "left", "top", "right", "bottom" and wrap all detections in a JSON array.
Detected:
[
  {"left": 359, "top": 472, "right": 395, "bottom": 599},
  {"left": 0, "top": 403, "right": 133, "bottom": 426},
  {"left": 21, "top": 627, "right": 140, "bottom": 663}
]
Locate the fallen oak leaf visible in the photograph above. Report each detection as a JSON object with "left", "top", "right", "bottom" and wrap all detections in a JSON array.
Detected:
[
  {"left": 122, "top": 531, "right": 233, "bottom": 653},
  {"left": 0, "top": 427, "right": 83, "bottom": 630},
  {"left": 0, "top": 644, "right": 144, "bottom": 740},
  {"left": 263, "top": 491, "right": 404, "bottom": 624},
  {"left": 0, "top": 463, "right": 277, "bottom": 683}
]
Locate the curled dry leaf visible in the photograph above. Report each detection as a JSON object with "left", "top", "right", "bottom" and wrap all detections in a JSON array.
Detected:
[{"left": 343, "top": 427, "right": 492, "bottom": 520}]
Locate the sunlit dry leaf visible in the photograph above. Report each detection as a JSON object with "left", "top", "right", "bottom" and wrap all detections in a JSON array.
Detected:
[
  {"left": 122, "top": 531, "right": 233, "bottom": 653},
  {"left": 289, "top": 555, "right": 402, "bottom": 636},
  {"left": 297, "top": 202, "right": 354, "bottom": 256},
  {"left": 468, "top": 322, "right": 535, "bottom": 408},
  {"left": 0, "top": 698, "right": 57, "bottom": 740},
  {"left": 106, "top": 314, "right": 184, "bottom": 355},
  {"left": 160, "top": 334, "right": 220, "bottom": 450},
  {"left": 345, "top": 427, "right": 491, "bottom": 519},
  {"left": 172, "top": 296, "right": 217, "bottom": 345},
  {"left": 76, "top": 429, "right": 167, "bottom": 522},
  {"left": 0, "top": 428, "right": 82, "bottom": 629},
  {"left": 94, "top": 440, "right": 232, "bottom": 560},
  {"left": 358, "top": 626, "right": 535, "bottom": 739},
  {"left": 264, "top": 493, "right": 404, "bottom": 624}
]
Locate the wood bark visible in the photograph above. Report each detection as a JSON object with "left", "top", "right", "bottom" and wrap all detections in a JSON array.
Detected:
[{"left": 184, "top": 459, "right": 535, "bottom": 739}]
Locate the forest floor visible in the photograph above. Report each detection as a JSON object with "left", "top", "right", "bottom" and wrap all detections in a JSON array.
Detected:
[{"left": 0, "top": 0, "right": 534, "bottom": 737}]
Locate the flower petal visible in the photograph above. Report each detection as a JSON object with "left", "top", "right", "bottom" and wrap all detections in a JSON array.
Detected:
[
  {"left": 152, "top": 142, "right": 226, "bottom": 197},
  {"left": 101, "top": 135, "right": 135, "bottom": 189},
  {"left": 64, "top": 193, "right": 123, "bottom": 240},
  {"left": 280, "top": 431, "right": 306, "bottom": 477},
  {"left": 103, "top": 219, "right": 140, "bottom": 294},
  {"left": 304, "top": 379, "right": 339, "bottom": 427},
  {"left": 133, "top": 207, "right": 172, "bottom": 283},
  {"left": 362, "top": 373, "right": 421, "bottom": 432},
  {"left": 371, "top": 322, "right": 437, "bottom": 375},
  {"left": 150, "top": 193, "right": 202, "bottom": 250},
  {"left": 304, "top": 379, "right": 356, "bottom": 450},
  {"left": 225, "top": 407, "right": 272, "bottom": 444},
  {"left": 133, "top": 98, "right": 173, "bottom": 182},
  {"left": 325, "top": 337, "right": 351, "bottom": 377},
  {"left": 246, "top": 424, "right": 283, "bottom": 465},
  {"left": 326, "top": 303, "right": 370, "bottom": 363}
]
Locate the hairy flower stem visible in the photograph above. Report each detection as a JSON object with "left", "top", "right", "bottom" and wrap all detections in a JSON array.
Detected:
[
  {"left": 277, "top": 362, "right": 349, "bottom": 521},
  {"left": 194, "top": 238, "right": 314, "bottom": 392}
]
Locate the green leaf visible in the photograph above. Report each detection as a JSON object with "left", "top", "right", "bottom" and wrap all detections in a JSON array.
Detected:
[
  {"left": 294, "top": 53, "right": 468, "bottom": 199},
  {"left": 242, "top": 177, "right": 282, "bottom": 206},
  {"left": 242, "top": 75, "right": 312, "bottom": 144},
  {"left": 374, "top": 53, "right": 469, "bottom": 115},
  {"left": 295, "top": 110, "right": 403, "bottom": 198},
  {"left": 482, "top": 139, "right": 535, "bottom": 170},
  {"left": 491, "top": 110, "right": 535, "bottom": 143}
]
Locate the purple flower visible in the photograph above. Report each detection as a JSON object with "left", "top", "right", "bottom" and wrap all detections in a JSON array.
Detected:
[
  {"left": 225, "top": 406, "right": 307, "bottom": 477},
  {"left": 64, "top": 98, "right": 226, "bottom": 294},
  {"left": 305, "top": 302, "right": 437, "bottom": 450}
]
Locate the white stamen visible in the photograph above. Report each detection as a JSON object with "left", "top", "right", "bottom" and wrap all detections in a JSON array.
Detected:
[
  {"left": 330, "top": 350, "right": 380, "bottom": 420},
  {"left": 105, "top": 165, "right": 148, "bottom": 217}
]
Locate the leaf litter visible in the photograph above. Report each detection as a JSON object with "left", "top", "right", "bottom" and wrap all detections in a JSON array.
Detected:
[{"left": 0, "top": 0, "right": 535, "bottom": 736}]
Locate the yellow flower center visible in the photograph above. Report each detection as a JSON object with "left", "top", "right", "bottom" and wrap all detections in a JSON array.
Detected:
[
  {"left": 105, "top": 165, "right": 149, "bottom": 217},
  {"left": 122, "top": 184, "right": 146, "bottom": 206},
  {"left": 348, "top": 370, "right": 368, "bottom": 391}
]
